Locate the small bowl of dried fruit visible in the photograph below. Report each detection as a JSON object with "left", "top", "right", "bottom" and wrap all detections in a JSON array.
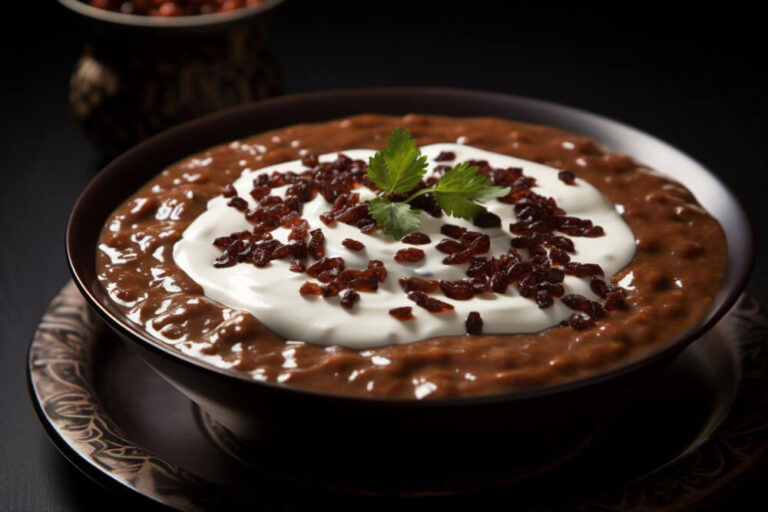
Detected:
[{"left": 58, "top": 0, "right": 285, "bottom": 158}]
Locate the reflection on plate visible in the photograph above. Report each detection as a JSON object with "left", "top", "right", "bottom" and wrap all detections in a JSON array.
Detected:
[{"left": 28, "top": 282, "right": 768, "bottom": 511}]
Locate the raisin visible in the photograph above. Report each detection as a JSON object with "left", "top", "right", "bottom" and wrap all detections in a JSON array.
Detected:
[
  {"left": 308, "top": 229, "right": 325, "bottom": 259},
  {"left": 227, "top": 196, "right": 248, "bottom": 212},
  {"left": 301, "top": 154, "right": 319, "bottom": 168},
  {"left": 389, "top": 307, "right": 414, "bottom": 321},
  {"left": 222, "top": 183, "right": 237, "bottom": 198},
  {"left": 342, "top": 238, "right": 365, "bottom": 251},
  {"left": 395, "top": 248, "right": 425, "bottom": 263},
  {"left": 562, "top": 293, "right": 590, "bottom": 311},
  {"left": 349, "top": 278, "right": 379, "bottom": 292},
  {"left": 340, "top": 289, "right": 360, "bottom": 310},
  {"left": 436, "top": 239, "right": 464, "bottom": 254},
  {"left": 465, "top": 312, "right": 483, "bottom": 335},
  {"left": 564, "top": 262, "right": 604, "bottom": 277},
  {"left": 590, "top": 277, "right": 610, "bottom": 298},
  {"left": 550, "top": 248, "right": 571, "bottom": 265},
  {"left": 407, "top": 291, "right": 454, "bottom": 313},
  {"left": 434, "top": 151, "right": 456, "bottom": 162},
  {"left": 440, "top": 224, "right": 466, "bottom": 239},
  {"left": 473, "top": 210, "right": 501, "bottom": 228},
  {"left": 440, "top": 280, "right": 474, "bottom": 300},
  {"left": 321, "top": 281, "right": 342, "bottom": 297},
  {"left": 399, "top": 277, "right": 440, "bottom": 293},
  {"left": 536, "top": 289, "right": 554, "bottom": 308},
  {"left": 299, "top": 282, "right": 322, "bottom": 296},
  {"left": 401, "top": 232, "right": 431, "bottom": 245},
  {"left": 563, "top": 313, "right": 594, "bottom": 330},
  {"left": 306, "top": 257, "right": 345, "bottom": 278},
  {"left": 558, "top": 170, "right": 576, "bottom": 185},
  {"left": 443, "top": 249, "right": 473, "bottom": 265}
]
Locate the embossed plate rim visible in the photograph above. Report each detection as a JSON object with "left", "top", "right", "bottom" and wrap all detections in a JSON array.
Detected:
[{"left": 28, "top": 282, "right": 768, "bottom": 511}]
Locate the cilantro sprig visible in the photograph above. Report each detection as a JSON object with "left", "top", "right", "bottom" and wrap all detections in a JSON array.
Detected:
[{"left": 366, "top": 127, "right": 510, "bottom": 239}]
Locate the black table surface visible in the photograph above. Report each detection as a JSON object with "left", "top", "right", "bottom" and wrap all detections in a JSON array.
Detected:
[{"left": 2, "top": 2, "right": 765, "bottom": 510}]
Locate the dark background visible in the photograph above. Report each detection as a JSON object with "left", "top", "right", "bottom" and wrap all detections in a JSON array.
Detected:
[{"left": 1, "top": 1, "right": 765, "bottom": 510}]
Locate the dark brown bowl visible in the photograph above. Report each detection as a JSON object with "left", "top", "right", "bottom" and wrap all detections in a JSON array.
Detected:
[{"left": 66, "top": 88, "right": 754, "bottom": 493}]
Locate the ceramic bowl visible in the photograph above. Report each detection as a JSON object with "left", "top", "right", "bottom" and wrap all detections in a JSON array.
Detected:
[{"left": 66, "top": 88, "right": 754, "bottom": 489}]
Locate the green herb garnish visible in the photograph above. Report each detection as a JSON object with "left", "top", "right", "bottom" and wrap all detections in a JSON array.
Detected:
[{"left": 366, "top": 127, "right": 510, "bottom": 239}]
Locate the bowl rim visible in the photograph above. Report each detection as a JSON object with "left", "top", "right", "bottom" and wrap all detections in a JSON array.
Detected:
[
  {"left": 67, "top": 87, "right": 756, "bottom": 407},
  {"left": 57, "top": 0, "right": 284, "bottom": 29}
]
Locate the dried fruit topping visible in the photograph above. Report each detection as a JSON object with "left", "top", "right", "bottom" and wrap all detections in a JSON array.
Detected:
[
  {"left": 434, "top": 151, "right": 456, "bottom": 162},
  {"left": 299, "top": 282, "right": 323, "bottom": 296},
  {"left": 473, "top": 210, "right": 501, "bottom": 228},
  {"left": 401, "top": 231, "right": 431, "bottom": 245},
  {"left": 340, "top": 289, "right": 360, "bottom": 310},
  {"left": 465, "top": 311, "right": 483, "bottom": 335},
  {"left": 435, "top": 239, "right": 464, "bottom": 254},
  {"left": 389, "top": 306, "right": 414, "bottom": 321},
  {"left": 222, "top": 183, "right": 237, "bottom": 198},
  {"left": 407, "top": 291, "right": 455, "bottom": 313},
  {"left": 440, "top": 224, "right": 467, "bottom": 239},
  {"left": 562, "top": 313, "right": 595, "bottom": 330},
  {"left": 394, "top": 248, "right": 426, "bottom": 263},
  {"left": 564, "top": 262, "right": 604, "bottom": 277},
  {"left": 307, "top": 229, "right": 325, "bottom": 259},
  {"left": 558, "top": 170, "right": 576, "bottom": 185},
  {"left": 440, "top": 280, "right": 475, "bottom": 300},
  {"left": 399, "top": 277, "right": 440, "bottom": 293},
  {"left": 227, "top": 196, "right": 248, "bottom": 212},
  {"left": 342, "top": 238, "right": 365, "bottom": 251}
]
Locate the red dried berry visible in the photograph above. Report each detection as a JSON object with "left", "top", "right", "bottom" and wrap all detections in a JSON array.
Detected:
[
  {"left": 442, "top": 249, "right": 473, "bottom": 265},
  {"left": 558, "top": 170, "right": 576, "bottom": 185},
  {"left": 299, "top": 282, "right": 322, "bottom": 296},
  {"left": 434, "top": 151, "right": 456, "bottom": 162},
  {"left": 563, "top": 313, "right": 595, "bottom": 330},
  {"left": 473, "top": 210, "right": 501, "bottom": 228},
  {"left": 222, "top": 183, "right": 237, "bottom": 198},
  {"left": 342, "top": 238, "right": 365, "bottom": 251},
  {"left": 435, "top": 239, "right": 464, "bottom": 254},
  {"left": 564, "top": 262, "right": 604, "bottom": 277},
  {"left": 465, "top": 311, "right": 483, "bottom": 335},
  {"left": 399, "top": 277, "right": 440, "bottom": 293},
  {"left": 308, "top": 229, "right": 325, "bottom": 259},
  {"left": 550, "top": 248, "right": 571, "bottom": 265},
  {"left": 395, "top": 248, "right": 425, "bottom": 263},
  {"left": 590, "top": 277, "right": 610, "bottom": 298},
  {"left": 349, "top": 278, "right": 379, "bottom": 292},
  {"left": 561, "top": 293, "right": 591, "bottom": 311},
  {"left": 301, "top": 154, "right": 319, "bottom": 168},
  {"left": 440, "top": 280, "right": 475, "bottom": 300},
  {"left": 401, "top": 232, "right": 431, "bottom": 245},
  {"left": 389, "top": 307, "right": 414, "bottom": 321},
  {"left": 407, "top": 291, "right": 455, "bottom": 313},
  {"left": 536, "top": 289, "right": 554, "bottom": 308},
  {"left": 340, "top": 289, "right": 360, "bottom": 310},
  {"left": 289, "top": 260, "right": 306, "bottom": 273},
  {"left": 440, "top": 224, "right": 466, "bottom": 239},
  {"left": 227, "top": 196, "right": 248, "bottom": 212},
  {"left": 321, "top": 281, "right": 343, "bottom": 297},
  {"left": 306, "top": 257, "right": 345, "bottom": 278}
]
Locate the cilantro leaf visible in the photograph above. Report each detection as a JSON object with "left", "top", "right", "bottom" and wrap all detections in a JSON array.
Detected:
[
  {"left": 367, "top": 196, "right": 422, "bottom": 240},
  {"left": 431, "top": 163, "right": 511, "bottom": 220},
  {"left": 366, "top": 127, "right": 428, "bottom": 194}
]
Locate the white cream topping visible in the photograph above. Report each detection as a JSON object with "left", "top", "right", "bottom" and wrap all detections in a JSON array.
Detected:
[{"left": 174, "top": 143, "right": 635, "bottom": 349}]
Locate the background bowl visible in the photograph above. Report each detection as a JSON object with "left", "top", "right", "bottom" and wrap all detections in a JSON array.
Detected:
[
  {"left": 66, "top": 88, "right": 754, "bottom": 492},
  {"left": 58, "top": 0, "right": 285, "bottom": 158}
]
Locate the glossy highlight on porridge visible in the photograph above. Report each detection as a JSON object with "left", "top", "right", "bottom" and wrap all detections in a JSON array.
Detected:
[{"left": 96, "top": 114, "right": 727, "bottom": 398}]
